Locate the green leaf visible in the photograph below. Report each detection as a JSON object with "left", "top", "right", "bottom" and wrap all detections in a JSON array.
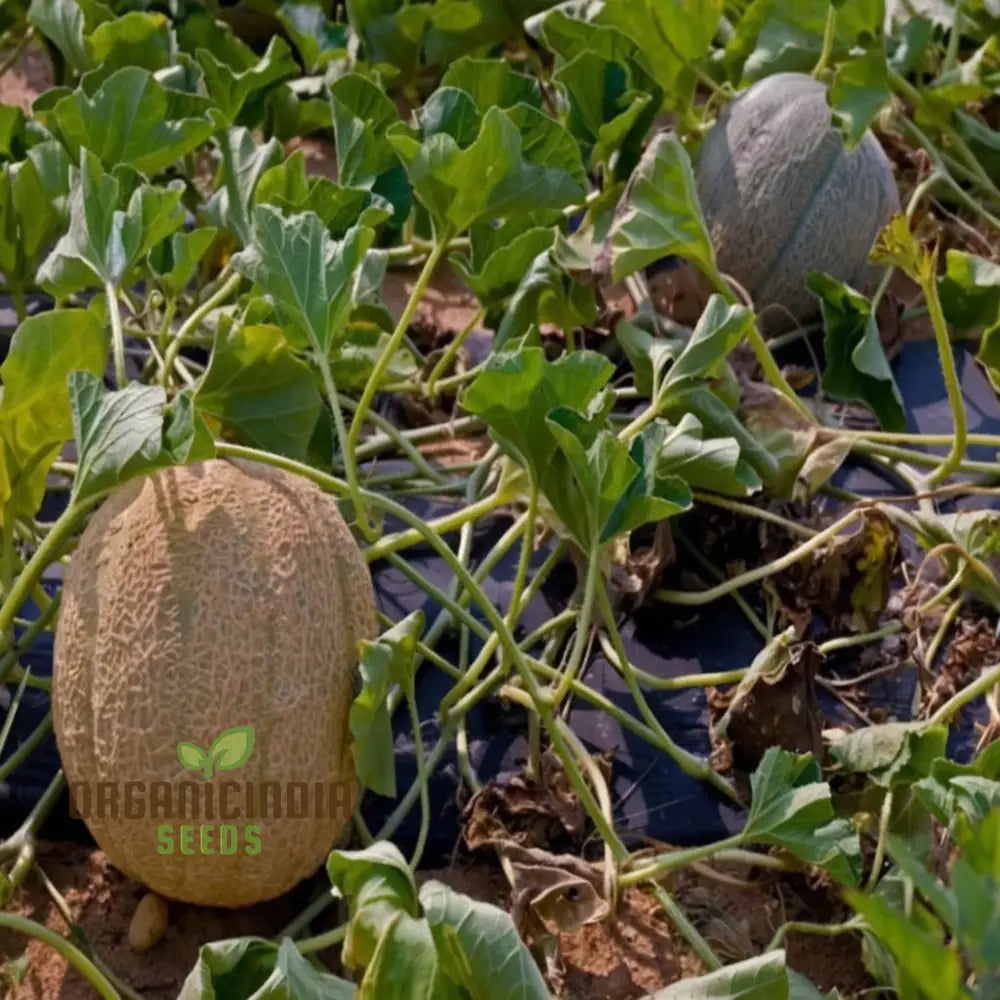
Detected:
[
  {"left": 843, "top": 890, "right": 965, "bottom": 1000},
  {"left": 329, "top": 72, "right": 409, "bottom": 224},
  {"left": 27, "top": 0, "right": 95, "bottom": 72},
  {"left": 828, "top": 722, "right": 948, "bottom": 788},
  {"left": 86, "top": 10, "right": 172, "bottom": 82},
  {"left": 602, "top": 130, "right": 719, "bottom": 286},
  {"left": 664, "top": 384, "right": 781, "bottom": 486},
  {"left": 197, "top": 35, "right": 298, "bottom": 127},
  {"left": 194, "top": 323, "right": 321, "bottom": 460},
  {"left": 829, "top": 46, "right": 891, "bottom": 149},
  {"left": 230, "top": 205, "right": 375, "bottom": 353},
  {"left": 207, "top": 127, "right": 284, "bottom": 247},
  {"left": 388, "top": 104, "right": 584, "bottom": 235},
  {"left": 358, "top": 909, "right": 452, "bottom": 1000},
  {"left": 210, "top": 725, "right": 255, "bottom": 771},
  {"left": 595, "top": 0, "right": 723, "bottom": 108},
  {"left": 68, "top": 372, "right": 214, "bottom": 505},
  {"left": 177, "top": 742, "right": 207, "bottom": 772},
  {"left": 47, "top": 66, "right": 217, "bottom": 174},
  {"left": 649, "top": 413, "right": 762, "bottom": 497},
  {"left": 349, "top": 611, "right": 424, "bottom": 798},
  {"left": 493, "top": 241, "right": 599, "bottom": 350},
  {"left": 645, "top": 949, "right": 791, "bottom": 998},
  {"left": 419, "top": 880, "right": 552, "bottom": 999},
  {"left": 439, "top": 56, "right": 541, "bottom": 111},
  {"left": 725, "top": 0, "right": 886, "bottom": 84},
  {"left": 450, "top": 226, "right": 555, "bottom": 308},
  {"left": 743, "top": 747, "right": 863, "bottom": 886},
  {"left": 937, "top": 249, "right": 1000, "bottom": 333},
  {"left": 259, "top": 938, "right": 356, "bottom": 999},
  {"left": 36, "top": 149, "right": 186, "bottom": 295},
  {"left": 149, "top": 228, "right": 219, "bottom": 297},
  {"left": 175, "top": 937, "right": 281, "bottom": 1000},
  {"left": 0, "top": 308, "right": 108, "bottom": 522},
  {"left": 277, "top": 3, "right": 349, "bottom": 73},
  {"left": 460, "top": 347, "right": 615, "bottom": 488},
  {"left": 662, "top": 295, "right": 754, "bottom": 394},
  {"left": 545, "top": 407, "right": 691, "bottom": 547},
  {"left": 806, "top": 272, "right": 906, "bottom": 432},
  {"left": 253, "top": 150, "right": 393, "bottom": 237}
]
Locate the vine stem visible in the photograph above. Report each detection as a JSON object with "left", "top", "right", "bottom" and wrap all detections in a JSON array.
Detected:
[
  {"left": 620, "top": 834, "right": 744, "bottom": 887},
  {"left": 161, "top": 270, "right": 241, "bottom": 383},
  {"left": 425, "top": 306, "right": 485, "bottom": 398},
  {"left": 105, "top": 282, "right": 127, "bottom": 388},
  {"left": 362, "top": 491, "right": 511, "bottom": 563},
  {"left": 0, "top": 496, "right": 106, "bottom": 643},
  {"left": 597, "top": 587, "right": 739, "bottom": 803},
  {"left": 812, "top": 3, "right": 837, "bottom": 78},
  {"left": 347, "top": 231, "right": 453, "bottom": 538},
  {"left": 656, "top": 507, "right": 864, "bottom": 606},
  {"left": 923, "top": 260, "right": 967, "bottom": 486},
  {"left": 551, "top": 543, "right": 603, "bottom": 706},
  {"left": 929, "top": 661, "right": 1000, "bottom": 726},
  {"left": 0, "top": 914, "right": 121, "bottom": 1000}
]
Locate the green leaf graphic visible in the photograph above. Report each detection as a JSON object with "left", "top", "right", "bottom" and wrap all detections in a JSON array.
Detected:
[
  {"left": 210, "top": 725, "right": 255, "bottom": 772},
  {"left": 177, "top": 742, "right": 207, "bottom": 773}
]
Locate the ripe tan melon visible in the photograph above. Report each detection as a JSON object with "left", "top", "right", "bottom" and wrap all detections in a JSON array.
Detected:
[{"left": 52, "top": 458, "right": 377, "bottom": 908}]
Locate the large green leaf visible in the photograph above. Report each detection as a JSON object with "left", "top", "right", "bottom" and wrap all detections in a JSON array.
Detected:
[
  {"left": 828, "top": 722, "right": 949, "bottom": 789},
  {"left": 207, "top": 127, "right": 284, "bottom": 247},
  {"left": 45, "top": 66, "right": 218, "bottom": 175},
  {"left": 806, "top": 272, "right": 905, "bottom": 432},
  {"left": 253, "top": 150, "right": 393, "bottom": 237},
  {"left": 648, "top": 413, "right": 762, "bottom": 497},
  {"left": 36, "top": 149, "right": 186, "bottom": 296},
  {"left": 69, "top": 373, "right": 214, "bottom": 505},
  {"left": 602, "top": 130, "right": 719, "bottom": 285},
  {"left": 230, "top": 206, "right": 375, "bottom": 353},
  {"left": 194, "top": 324, "right": 321, "bottom": 460},
  {"left": 594, "top": 0, "right": 723, "bottom": 108},
  {"left": 545, "top": 407, "right": 691, "bottom": 547},
  {"left": 644, "top": 949, "right": 792, "bottom": 998},
  {"left": 196, "top": 35, "right": 298, "bottom": 126},
  {"left": 387, "top": 104, "right": 584, "bottom": 235},
  {"left": 420, "top": 880, "right": 552, "bottom": 1000},
  {"left": 743, "top": 747, "right": 862, "bottom": 886},
  {"left": 460, "top": 346, "right": 615, "bottom": 486},
  {"left": 329, "top": 72, "right": 410, "bottom": 224},
  {"left": 829, "top": 46, "right": 892, "bottom": 149},
  {"left": 0, "top": 309, "right": 107, "bottom": 521},
  {"left": 349, "top": 611, "right": 423, "bottom": 799}
]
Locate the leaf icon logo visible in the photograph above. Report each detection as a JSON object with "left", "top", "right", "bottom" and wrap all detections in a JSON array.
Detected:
[{"left": 177, "top": 725, "right": 255, "bottom": 779}]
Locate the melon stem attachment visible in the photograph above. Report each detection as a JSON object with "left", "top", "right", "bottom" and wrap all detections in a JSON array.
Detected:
[
  {"left": 812, "top": 3, "right": 837, "bottom": 79},
  {"left": 347, "top": 228, "right": 454, "bottom": 540}
]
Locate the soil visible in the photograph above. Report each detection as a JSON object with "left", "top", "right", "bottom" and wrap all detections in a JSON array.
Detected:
[{"left": 0, "top": 844, "right": 873, "bottom": 999}]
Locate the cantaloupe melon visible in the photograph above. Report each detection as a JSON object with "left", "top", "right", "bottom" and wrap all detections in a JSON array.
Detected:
[
  {"left": 51, "top": 458, "right": 377, "bottom": 908},
  {"left": 694, "top": 71, "right": 900, "bottom": 333}
]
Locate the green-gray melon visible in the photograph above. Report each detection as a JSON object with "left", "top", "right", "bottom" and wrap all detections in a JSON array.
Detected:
[{"left": 695, "top": 71, "right": 900, "bottom": 333}]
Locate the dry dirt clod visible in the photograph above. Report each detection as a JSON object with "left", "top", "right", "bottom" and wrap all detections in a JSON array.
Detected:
[{"left": 127, "top": 893, "right": 169, "bottom": 952}]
